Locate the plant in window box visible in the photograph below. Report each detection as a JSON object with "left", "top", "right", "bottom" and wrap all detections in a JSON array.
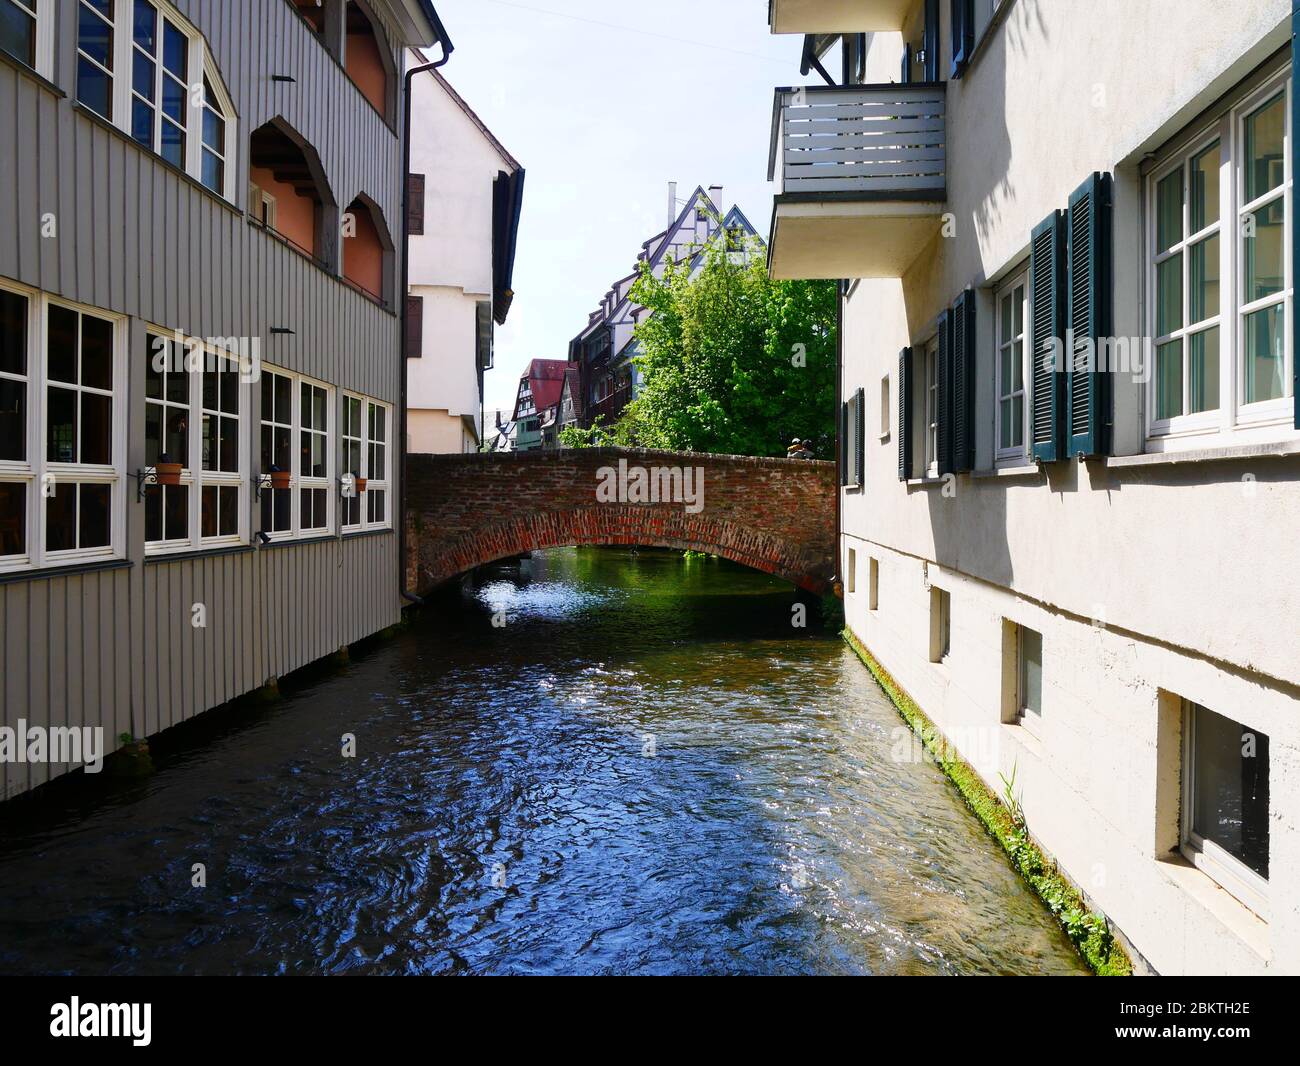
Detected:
[
  {"left": 154, "top": 453, "right": 183, "bottom": 486},
  {"left": 268, "top": 464, "right": 292, "bottom": 491},
  {"left": 353, "top": 472, "right": 367, "bottom": 495}
]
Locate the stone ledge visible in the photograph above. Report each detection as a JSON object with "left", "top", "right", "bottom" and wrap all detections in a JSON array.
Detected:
[{"left": 1107, "top": 438, "right": 1300, "bottom": 468}]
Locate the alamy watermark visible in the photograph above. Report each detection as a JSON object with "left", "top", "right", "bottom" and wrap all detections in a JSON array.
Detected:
[
  {"left": 595, "top": 459, "right": 704, "bottom": 514},
  {"left": 0, "top": 719, "right": 104, "bottom": 773},
  {"left": 149, "top": 329, "right": 262, "bottom": 383},
  {"left": 1040, "top": 330, "right": 1152, "bottom": 384}
]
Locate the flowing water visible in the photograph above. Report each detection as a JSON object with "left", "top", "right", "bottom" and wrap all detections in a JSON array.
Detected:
[{"left": 0, "top": 547, "right": 1087, "bottom": 975}]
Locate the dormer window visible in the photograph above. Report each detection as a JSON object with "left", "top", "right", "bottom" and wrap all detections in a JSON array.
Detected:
[{"left": 75, "top": 0, "right": 237, "bottom": 201}]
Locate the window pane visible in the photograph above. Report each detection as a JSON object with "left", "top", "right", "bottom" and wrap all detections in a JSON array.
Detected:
[
  {"left": 219, "top": 415, "right": 237, "bottom": 472},
  {"left": 163, "top": 482, "right": 186, "bottom": 540},
  {"left": 160, "top": 117, "right": 184, "bottom": 168},
  {"left": 1156, "top": 169, "right": 1182, "bottom": 253},
  {"left": 1190, "top": 703, "right": 1269, "bottom": 879},
  {"left": 46, "top": 482, "right": 76, "bottom": 552},
  {"left": 46, "top": 386, "right": 76, "bottom": 462},
  {"left": 132, "top": 50, "right": 155, "bottom": 101},
  {"left": 201, "top": 484, "right": 217, "bottom": 538},
  {"left": 81, "top": 392, "right": 112, "bottom": 464},
  {"left": 0, "top": 0, "right": 36, "bottom": 68},
  {"left": 161, "top": 72, "right": 184, "bottom": 122},
  {"left": 274, "top": 425, "right": 290, "bottom": 468},
  {"left": 1019, "top": 627, "right": 1042, "bottom": 717},
  {"left": 274, "top": 373, "right": 291, "bottom": 421},
  {"left": 162, "top": 19, "right": 185, "bottom": 78},
  {"left": 203, "top": 108, "right": 224, "bottom": 153},
  {"left": 77, "top": 56, "right": 113, "bottom": 119},
  {"left": 47, "top": 306, "right": 78, "bottom": 384},
  {"left": 164, "top": 404, "right": 186, "bottom": 461},
  {"left": 999, "top": 398, "right": 1012, "bottom": 449},
  {"left": 81, "top": 314, "right": 113, "bottom": 389},
  {"left": 145, "top": 403, "right": 162, "bottom": 465},
  {"left": 219, "top": 485, "right": 238, "bottom": 536},
  {"left": 131, "top": 98, "right": 155, "bottom": 146},
  {"left": 220, "top": 367, "right": 239, "bottom": 414},
  {"left": 201, "top": 150, "right": 223, "bottom": 193},
  {"left": 1155, "top": 339, "right": 1183, "bottom": 421},
  {"left": 0, "top": 379, "right": 25, "bottom": 461},
  {"left": 78, "top": 5, "right": 113, "bottom": 68},
  {"left": 1188, "top": 234, "right": 1219, "bottom": 324},
  {"left": 1244, "top": 197, "right": 1284, "bottom": 303},
  {"left": 79, "top": 483, "right": 111, "bottom": 548},
  {"left": 145, "top": 484, "right": 163, "bottom": 541},
  {"left": 1244, "top": 92, "right": 1285, "bottom": 203},
  {"left": 1156, "top": 254, "right": 1182, "bottom": 336},
  {"left": 272, "top": 487, "right": 290, "bottom": 531},
  {"left": 0, "top": 288, "right": 26, "bottom": 375},
  {"left": 1188, "top": 327, "right": 1220, "bottom": 415},
  {"left": 1011, "top": 394, "right": 1024, "bottom": 447},
  {"left": 0, "top": 480, "right": 25, "bottom": 555},
  {"left": 1189, "top": 141, "right": 1220, "bottom": 232},
  {"left": 133, "top": 0, "right": 157, "bottom": 50},
  {"left": 1243, "top": 304, "right": 1285, "bottom": 404},
  {"left": 202, "top": 368, "right": 218, "bottom": 411}
]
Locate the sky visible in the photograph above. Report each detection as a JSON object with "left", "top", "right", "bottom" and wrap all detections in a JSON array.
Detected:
[{"left": 429, "top": 0, "right": 802, "bottom": 416}]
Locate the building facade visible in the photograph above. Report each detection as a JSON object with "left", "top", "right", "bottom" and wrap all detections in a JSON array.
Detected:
[
  {"left": 0, "top": 0, "right": 448, "bottom": 799},
  {"left": 406, "top": 60, "right": 523, "bottom": 454},
  {"left": 510, "top": 358, "right": 566, "bottom": 452},
  {"left": 767, "top": 0, "right": 1300, "bottom": 974}
]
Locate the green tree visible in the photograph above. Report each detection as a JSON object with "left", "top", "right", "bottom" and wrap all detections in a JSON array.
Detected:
[{"left": 622, "top": 235, "right": 837, "bottom": 457}]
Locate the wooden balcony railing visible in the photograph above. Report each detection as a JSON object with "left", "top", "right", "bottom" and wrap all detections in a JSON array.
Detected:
[{"left": 769, "top": 83, "right": 946, "bottom": 200}]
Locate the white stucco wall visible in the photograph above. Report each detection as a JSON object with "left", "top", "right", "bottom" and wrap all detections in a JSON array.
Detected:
[
  {"left": 406, "top": 60, "right": 517, "bottom": 447},
  {"left": 836, "top": 0, "right": 1299, "bottom": 974}
]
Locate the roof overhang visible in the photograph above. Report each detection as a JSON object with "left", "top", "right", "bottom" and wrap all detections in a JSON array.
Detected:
[
  {"left": 770, "top": 0, "right": 911, "bottom": 34},
  {"left": 384, "top": 1, "right": 454, "bottom": 50}
]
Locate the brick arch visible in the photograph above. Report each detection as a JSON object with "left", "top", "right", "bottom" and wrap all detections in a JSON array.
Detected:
[{"left": 405, "top": 449, "right": 837, "bottom": 596}]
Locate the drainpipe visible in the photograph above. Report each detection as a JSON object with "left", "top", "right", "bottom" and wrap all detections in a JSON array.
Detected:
[
  {"left": 399, "top": 29, "right": 454, "bottom": 604},
  {"left": 834, "top": 279, "right": 844, "bottom": 591}
]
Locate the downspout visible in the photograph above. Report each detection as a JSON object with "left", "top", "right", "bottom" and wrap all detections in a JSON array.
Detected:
[
  {"left": 834, "top": 279, "right": 844, "bottom": 595},
  {"left": 399, "top": 31, "right": 454, "bottom": 606}
]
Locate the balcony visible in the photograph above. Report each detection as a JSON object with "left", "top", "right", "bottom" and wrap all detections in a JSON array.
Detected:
[
  {"left": 588, "top": 386, "right": 631, "bottom": 425},
  {"left": 767, "top": 83, "right": 946, "bottom": 280},
  {"left": 768, "top": 0, "right": 912, "bottom": 33}
]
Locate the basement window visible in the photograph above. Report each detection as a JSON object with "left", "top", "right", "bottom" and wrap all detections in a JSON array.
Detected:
[
  {"left": 929, "top": 587, "right": 951, "bottom": 663},
  {"left": 1181, "top": 701, "right": 1269, "bottom": 917}
]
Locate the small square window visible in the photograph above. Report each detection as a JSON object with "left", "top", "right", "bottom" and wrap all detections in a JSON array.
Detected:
[
  {"left": 929, "top": 587, "right": 951, "bottom": 663},
  {"left": 845, "top": 546, "right": 856, "bottom": 594},
  {"left": 868, "top": 557, "right": 879, "bottom": 611},
  {"left": 1011, "top": 623, "right": 1043, "bottom": 732}
]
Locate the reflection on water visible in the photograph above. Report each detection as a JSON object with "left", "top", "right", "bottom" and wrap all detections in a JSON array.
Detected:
[{"left": 0, "top": 547, "right": 1087, "bottom": 975}]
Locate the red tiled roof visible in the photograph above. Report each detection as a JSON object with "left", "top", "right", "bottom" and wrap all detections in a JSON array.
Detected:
[{"left": 521, "top": 358, "right": 568, "bottom": 413}]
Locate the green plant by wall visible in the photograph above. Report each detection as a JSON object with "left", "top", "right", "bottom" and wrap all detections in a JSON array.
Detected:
[{"left": 842, "top": 628, "right": 1132, "bottom": 976}]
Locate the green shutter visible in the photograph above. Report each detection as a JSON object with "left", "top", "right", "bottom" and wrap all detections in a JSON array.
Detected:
[
  {"left": 1030, "top": 210, "right": 1066, "bottom": 462},
  {"left": 937, "top": 309, "right": 953, "bottom": 476},
  {"left": 950, "top": 0, "right": 974, "bottom": 79},
  {"left": 1066, "top": 172, "right": 1113, "bottom": 457},
  {"left": 855, "top": 387, "right": 866, "bottom": 487},
  {"left": 898, "top": 347, "right": 913, "bottom": 480},
  {"left": 839, "top": 400, "right": 849, "bottom": 486},
  {"left": 952, "top": 289, "right": 976, "bottom": 472}
]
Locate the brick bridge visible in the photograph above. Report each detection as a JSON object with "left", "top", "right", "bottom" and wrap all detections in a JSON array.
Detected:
[{"left": 405, "top": 448, "right": 837, "bottom": 595}]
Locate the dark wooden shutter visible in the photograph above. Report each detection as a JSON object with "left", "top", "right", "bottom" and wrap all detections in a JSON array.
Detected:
[
  {"left": 924, "top": 0, "right": 940, "bottom": 82},
  {"left": 898, "top": 347, "right": 913, "bottom": 480},
  {"left": 855, "top": 387, "right": 866, "bottom": 488},
  {"left": 839, "top": 401, "right": 849, "bottom": 486},
  {"left": 407, "top": 173, "right": 426, "bottom": 236},
  {"left": 936, "top": 309, "right": 953, "bottom": 476},
  {"left": 951, "top": 289, "right": 976, "bottom": 472},
  {"left": 1066, "top": 172, "right": 1113, "bottom": 457},
  {"left": 950, "top": 0, "right": 974, "bottom": 78},
  {"left": 406, "top": 294, "right": 424, "bottom": 358},
  {"left": 1030, "top": 210, "right": 1066, "bottom": 461}
]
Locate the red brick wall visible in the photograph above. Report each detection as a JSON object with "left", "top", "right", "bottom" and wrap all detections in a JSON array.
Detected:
[{"left": 406, "top": 448, "right": 837, "bottom": 593}]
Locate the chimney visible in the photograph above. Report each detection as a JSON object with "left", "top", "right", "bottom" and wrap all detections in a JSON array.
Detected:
[
  {"left": 667, "top": 181, "right": 677, "bottom": 229},
  {"left": 708, "top": 184, "right": 724, "bottom": 213}
]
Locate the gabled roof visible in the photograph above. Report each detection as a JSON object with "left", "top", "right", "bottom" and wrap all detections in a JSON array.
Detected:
[
  {"left": 513, "top": 358, "right": 568, "bottom": 419},
  {"left": 559, "top": 366, "right": 585, "bottom": 422}
]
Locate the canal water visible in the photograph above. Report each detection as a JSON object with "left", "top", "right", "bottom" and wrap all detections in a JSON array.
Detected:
[{"left": 0, "top": 548, "right": 1087, "bottom": 975}]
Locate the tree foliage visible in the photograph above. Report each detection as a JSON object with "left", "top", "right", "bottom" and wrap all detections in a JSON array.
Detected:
[{"left": 617, "top": 236, "right": 838, "bottom": 458}]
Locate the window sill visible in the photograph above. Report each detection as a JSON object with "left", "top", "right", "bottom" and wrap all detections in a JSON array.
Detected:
[
  {"left": 1109, "top": 438, "right": 1300, "bottom": 469},
  {"left": 1002, "top": 718, "right": 1046, "bottom": 758},
  {"left": 1155, "top": 854, "right": 1269, "bottom": 962},
  {"left": 0, "top": 48, "right": 65, "bottom": 99},
  {"left": 145, "top": 544, "right": 254, "bottom": 565},
  {"left": 905, "top": 476, "right": 946, "bottom": 487},
  {"left": 258, "top": 533, "right": 339, "bottom": 550},
  {"left": 0, "top": 557, "right": 130, "bottom": 586},
  {"left": 878, "top": 432, "right": 890, "bottom": 443},
  {"left": 972, "top": 463, "right": 1042, "bottom": 480},
  {"left": 342, "top": 527, "right": 394, "bottom": 540}
]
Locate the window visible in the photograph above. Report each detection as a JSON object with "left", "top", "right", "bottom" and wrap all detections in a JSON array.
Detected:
[
  {"left": 1147, "top": 69, "right": 1292, "bottom": 442},
  {"left": 995, "top": 270, "right": 1028, "bottom": 461},
  {"left": 1016, "top": 624, "right": 1043, "bottom": 732},
  {"left": 924, "top": 336, "right": 939, "bottom": 476},
  {"left": 879, "top": 374, "right": 890, "bottom": 439},
  {"left": 845, "top": 546, "right": 856, "bottom": 594},
  {"left": 0, "top": 282, "right": 124, "bottom": 572},
  {"left": 1181, "top": 701, "right": 1269, "bottom": 916},
  {"left": 143, "top": 332, "right": 245, "bottom": 552},
  {"left": 929, "top": 587, "right": 951, "bottom": 663},
  {"left": 867, "top": 557, "right": 879, "bottom": 610},
  {"left": 1, "top": 0, "right": 51, "bottom": 76},
  {"left": 259, "top": 368, "right": 333, "bottom": 540},
  {"left": 77, "top": 1, "right": 236, "bottom": 199},
  {"left": 364, "top": 399, "right": 389, "bottom": 528}
]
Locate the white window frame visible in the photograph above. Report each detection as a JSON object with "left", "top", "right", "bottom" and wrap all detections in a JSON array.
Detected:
[
  {"left": 259, "top": 366, "right": 334, "bottom": 542},
  {"left": 142, "top": 329, "right": 249, "bottom": 555},
  {"left": 1180, "top": 700, "right": 1270, "bottom": 919},
  {"left": 363, "top": 398, "right": 391, "bottom": 531},
  {"left": 1, "top": 0, "right": 54, "bottom": 78},
  {"left": 76, "top": 0, "right": 237, "bottom": 202},
  {"left": 1015, "top": 622, "right": 1043, "bottom": 739},
  {"left": 1146, "top": 66, "right": 1294, "bottom": 449},
  {"left": 923, "top": 335, "right": 939, "bottom": 477},
  {"left": 994, "top": 268, "right": 1030, "bottom": 464},
  {"left": 878, "top": 373, "right": 890, "bottom": 440},
  {"left": 0, "top": 278, "right": 126, "bottom": 573}
]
